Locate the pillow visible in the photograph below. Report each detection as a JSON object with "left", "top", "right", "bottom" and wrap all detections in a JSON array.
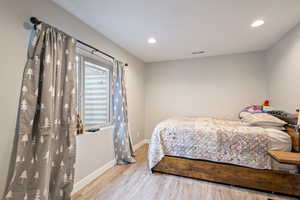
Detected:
[
  {"left": 240, "top": 112, "right": 286, "bottom": 127},
  {"left": 259, "top": 126, "right": 286, "bottom": 131}
]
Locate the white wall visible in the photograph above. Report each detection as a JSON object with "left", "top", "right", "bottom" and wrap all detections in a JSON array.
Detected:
[
  {"left": 265, "top": 23, "right": 300, "bottom": 113},
  {"left": 0, "top": 0, "right": 145, "bottom": 197},
  {"left": 1, "top": 0, "right": 300, "bottom": 197},
  {"left": 145, "top": 52, "right": 267, "bottom": 138}
]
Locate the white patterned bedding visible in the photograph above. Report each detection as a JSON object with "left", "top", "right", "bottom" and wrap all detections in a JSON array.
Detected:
[{"left": 148, "top": 117, "right": 295, "bottom": 172}]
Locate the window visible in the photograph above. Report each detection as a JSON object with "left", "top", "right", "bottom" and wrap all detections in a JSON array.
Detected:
[{"left": 76, "top": 48, "right": 113, "bottom": 129}]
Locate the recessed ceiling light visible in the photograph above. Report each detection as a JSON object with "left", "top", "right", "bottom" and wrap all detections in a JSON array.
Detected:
[
  {"left": 147, "top": 37, "right": 157, "bottom": 44},
  {"left": 251, "top": 20, "right": 264, "bottom": 28},
  {"left": 192, "top": 51, "right": 205, "bottom": 55}
]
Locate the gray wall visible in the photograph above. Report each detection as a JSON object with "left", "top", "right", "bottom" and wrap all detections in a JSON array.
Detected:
[
  {"left": 0, "top": 0, "right": 145, "bottom": 196},
  {"left": 265, "top": 23, "right": 300, "bottom": 113},
  {"left": 145, "top": 52, "right": 268, "bottom": 138}
]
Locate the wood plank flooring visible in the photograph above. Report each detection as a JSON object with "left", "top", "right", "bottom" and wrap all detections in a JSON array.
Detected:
[{"left": 72, "top": 145, "right": 297, "bottom": 200}]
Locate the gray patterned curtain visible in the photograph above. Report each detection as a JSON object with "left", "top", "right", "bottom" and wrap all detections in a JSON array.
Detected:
[
  {"left": 3, "top": 23, "right": 77, "bottom": 200},
  {"left": 112, "top": 61, "right": 136, "bottom": 164}
]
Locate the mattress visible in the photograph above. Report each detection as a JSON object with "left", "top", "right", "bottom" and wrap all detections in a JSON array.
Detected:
[{"left": 148, "top": 117, "right": 297, "bottom": 173}]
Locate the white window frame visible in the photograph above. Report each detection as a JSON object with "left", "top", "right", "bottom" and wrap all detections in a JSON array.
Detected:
[{"left": 76, "top": 48, "right": 113, "bottom": 131}]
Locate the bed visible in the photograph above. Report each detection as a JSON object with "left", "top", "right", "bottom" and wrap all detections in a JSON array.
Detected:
[{"left": 148, "top": 116, "right": 300, "bottom": 197}]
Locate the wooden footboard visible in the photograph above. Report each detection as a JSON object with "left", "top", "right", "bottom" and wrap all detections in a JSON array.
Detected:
[{"left": 152, "top": 156, "right": 300, "bottom": 197}]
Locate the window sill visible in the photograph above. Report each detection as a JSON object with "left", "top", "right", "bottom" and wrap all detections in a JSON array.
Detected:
[
  {"left": 77, "top": 125, "right": 115, "bottom": 136},
  {"left": 97, "top": 125, "right": 115, "bottom": 131}
]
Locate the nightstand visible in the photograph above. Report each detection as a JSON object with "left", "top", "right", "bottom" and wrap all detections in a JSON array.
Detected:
[{"left": 268, "top": 150, "right": 300, "bottom": 166}]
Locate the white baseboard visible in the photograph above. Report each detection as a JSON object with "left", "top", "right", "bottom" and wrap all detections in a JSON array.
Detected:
[
  {"left": 133, "top": 139, "right": 149, "bottom": 152},
  {"left": 72, "top": 139, "right": 149, "bottom": 196},
  {"left": 72, "top": 159, "right": 116, "bottom": 195}
]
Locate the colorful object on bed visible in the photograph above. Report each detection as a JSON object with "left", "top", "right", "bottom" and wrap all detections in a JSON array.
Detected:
[
  {"left": 240, "top": 105, "right": 263, "bottom": 113},
  {"left": 262, "top": 100, "right": 274, "bottom": 111},
  {"left": 263, "top": 100, "right": 270, "bottom": 106},
  {"left": 239, "top": 105, "right": 263, "bottom": 119},
  {"left": 297, "top": 109, "right": 300, "bottom": 126}
]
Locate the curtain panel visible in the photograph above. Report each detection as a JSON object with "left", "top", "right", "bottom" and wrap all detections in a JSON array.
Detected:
[
  {"left": 3, "top": 24, "right": 77, "bottom": 200},
  {"left": 112, "top": 61, "right": 136, "bottom": 164}
]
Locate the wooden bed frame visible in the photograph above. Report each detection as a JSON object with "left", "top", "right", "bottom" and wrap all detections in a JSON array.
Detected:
[{"left": 152, "top": 127, "right": 300, "bottom": 197}]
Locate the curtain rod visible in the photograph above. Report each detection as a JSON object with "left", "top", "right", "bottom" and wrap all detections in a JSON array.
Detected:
[{"left": 30, "top": 17, "right": 128, "bottom": 66}]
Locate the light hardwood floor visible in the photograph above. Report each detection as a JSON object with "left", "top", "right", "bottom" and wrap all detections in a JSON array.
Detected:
[{"left": 72, "top": 145, "right": 297, "bottom": 200}]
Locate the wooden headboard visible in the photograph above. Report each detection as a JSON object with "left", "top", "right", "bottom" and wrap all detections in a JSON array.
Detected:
[{"left": 285, "top": 126, "right": 299, "bottom": 152}]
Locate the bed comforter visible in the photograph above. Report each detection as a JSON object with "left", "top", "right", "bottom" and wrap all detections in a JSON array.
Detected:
[{"left": 148, "top": 117, "right": 273, "bottom": 170}]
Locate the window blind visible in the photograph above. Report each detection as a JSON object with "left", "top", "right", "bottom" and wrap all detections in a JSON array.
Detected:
[{"left": 84, "top": 62, "right": 110, "bottom": 126}]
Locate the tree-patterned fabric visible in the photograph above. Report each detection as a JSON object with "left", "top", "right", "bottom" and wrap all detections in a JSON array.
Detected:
[
  {"left": 2, "top": 23, "right": 77, "bottom": 200},
  {"left": 112, "top": 61, "right": 136, "bottom": 164}
]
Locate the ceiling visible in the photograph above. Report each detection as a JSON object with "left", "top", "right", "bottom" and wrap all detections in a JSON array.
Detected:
[{"left": 53, "top": 0, "right": 300, "bottom": 63}]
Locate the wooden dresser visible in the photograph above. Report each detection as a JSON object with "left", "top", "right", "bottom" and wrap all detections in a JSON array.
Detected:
[{"left": 285, "top": 125, "right": 300, "bottom": 152}]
